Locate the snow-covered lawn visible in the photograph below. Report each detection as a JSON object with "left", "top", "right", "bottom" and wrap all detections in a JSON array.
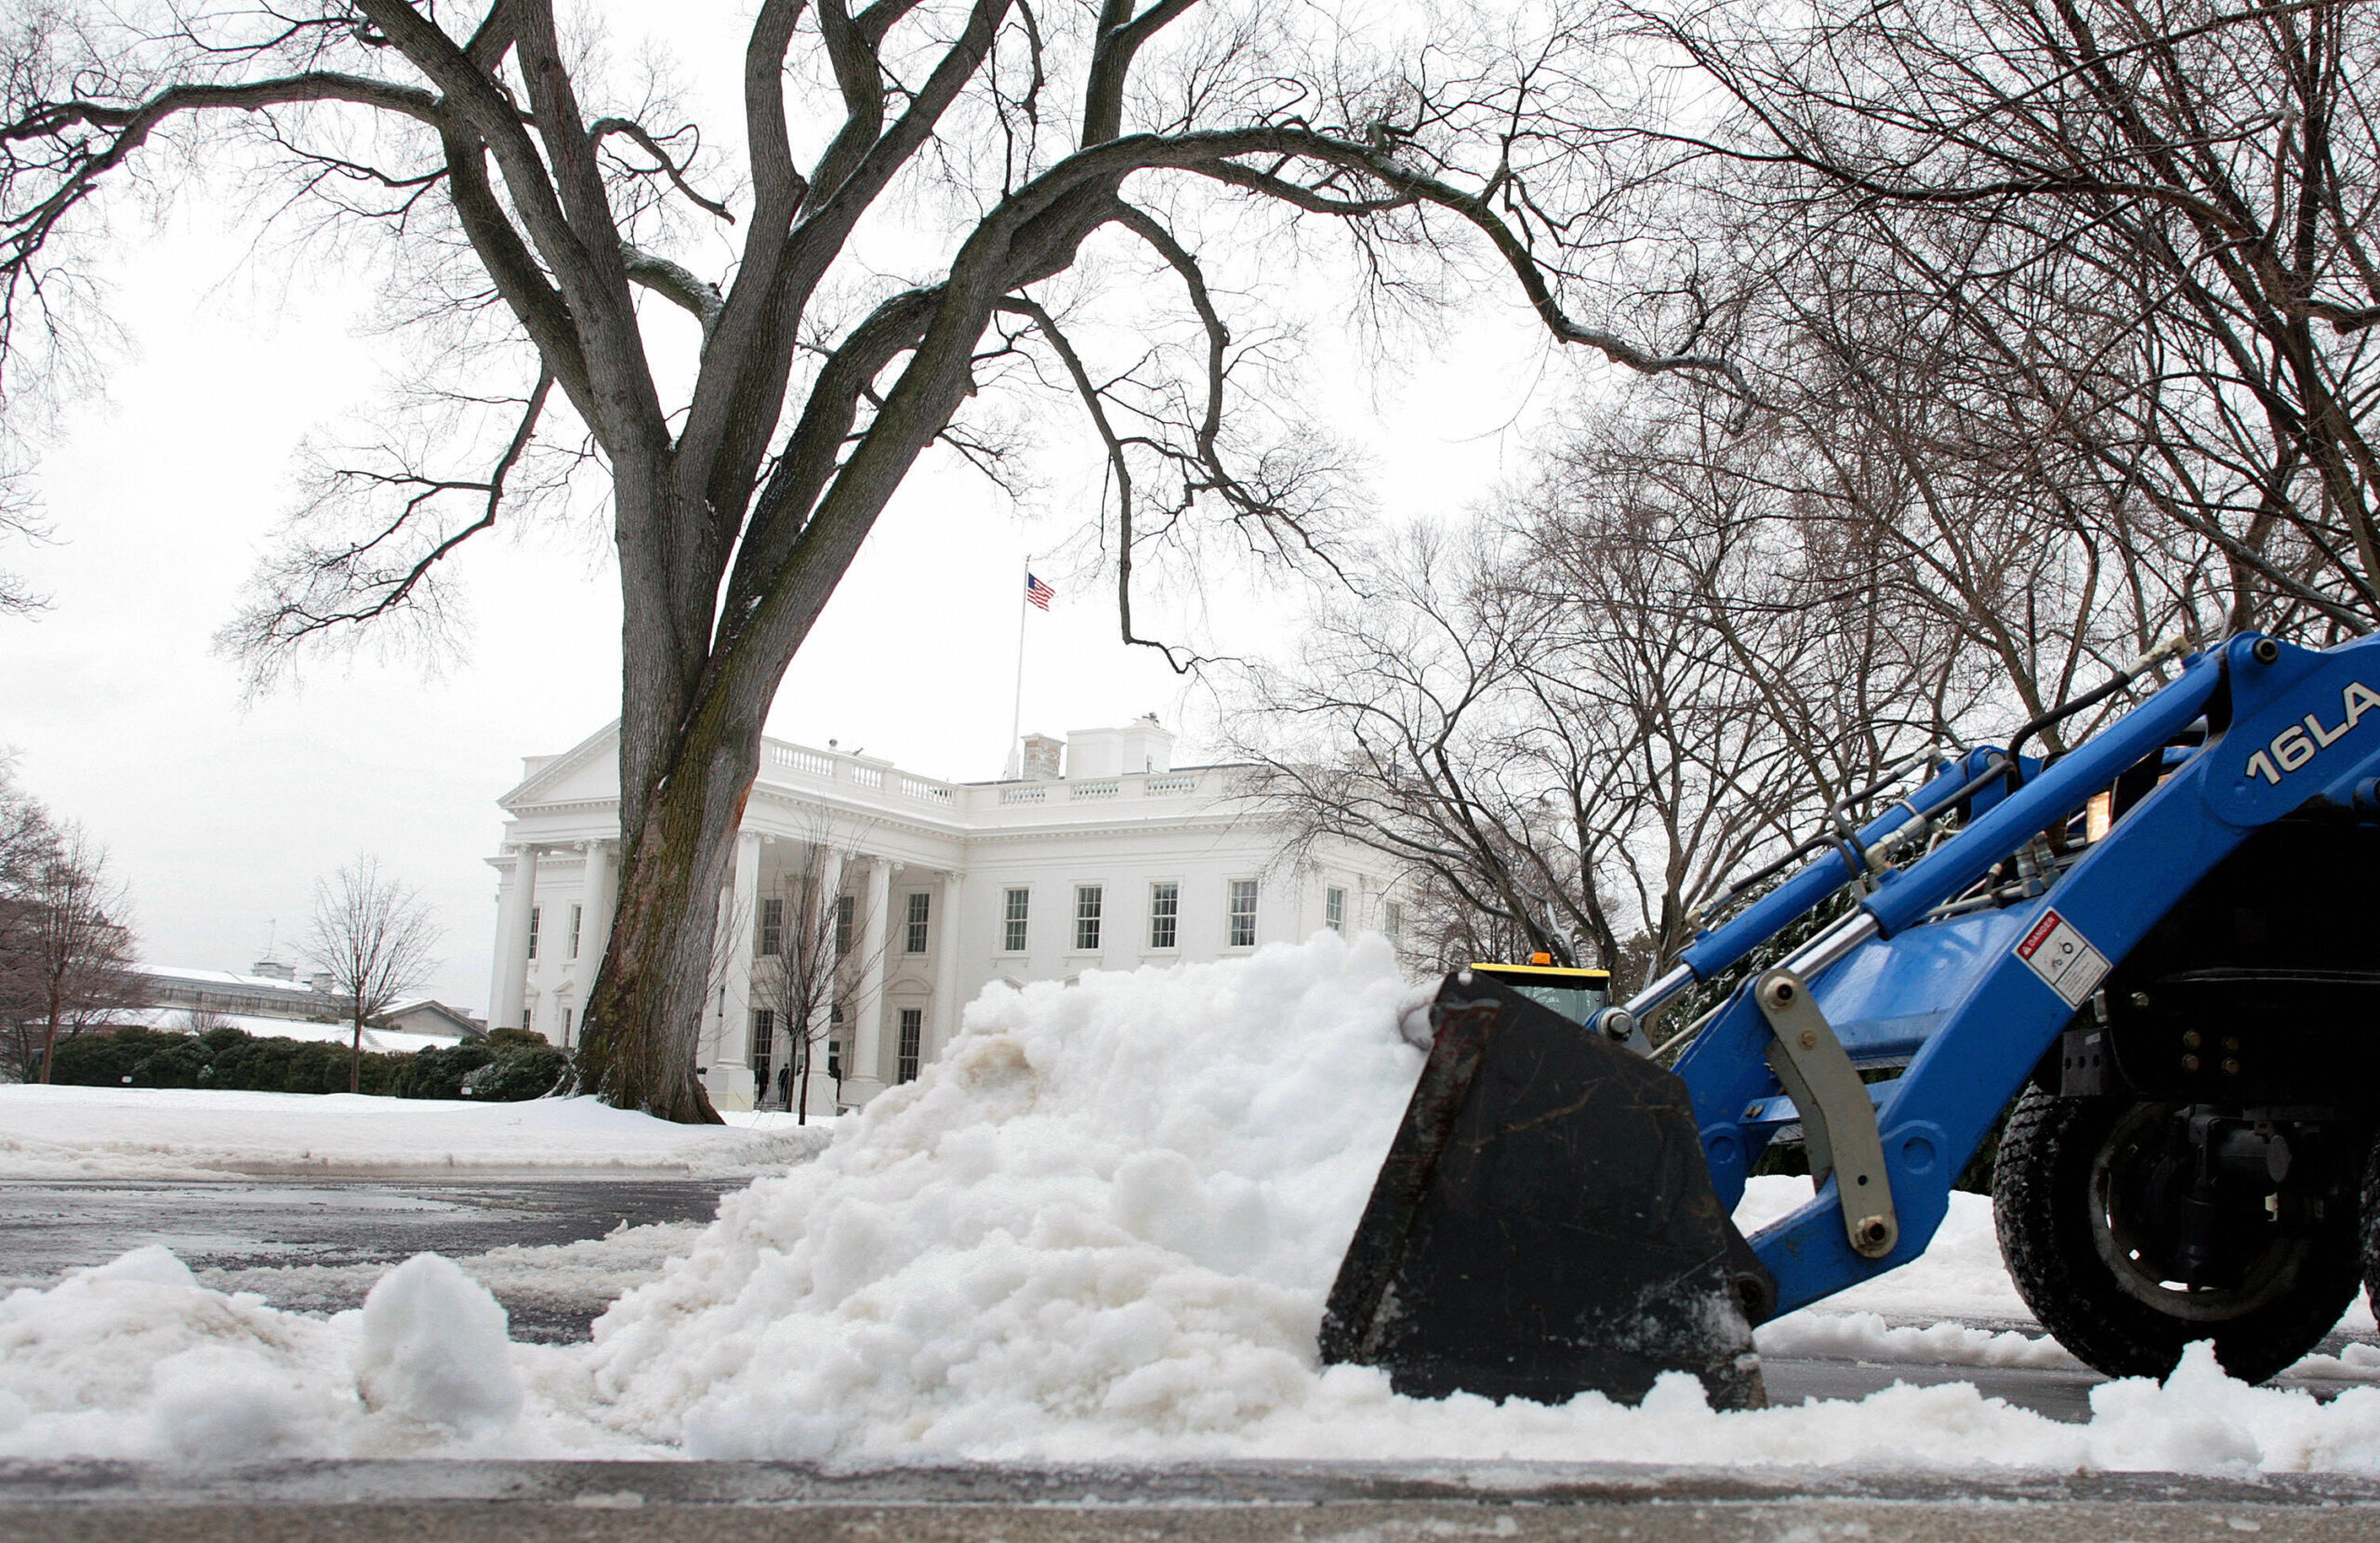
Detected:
[
  {"left": 0, "top": 1085, "right": 833, "bottom": 1179},
  {"left": 8, "top": 933, "right": 2380, "bottom": 1471}
]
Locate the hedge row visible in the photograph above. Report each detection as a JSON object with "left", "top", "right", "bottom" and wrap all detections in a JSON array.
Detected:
[{"left": 44, "top": 1024, "right": 570, "bottom": 1101}]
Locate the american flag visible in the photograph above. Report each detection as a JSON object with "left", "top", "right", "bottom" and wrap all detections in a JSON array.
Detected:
[{"left": 1025, "top": 572, "right": 1055, "bottom": 611}]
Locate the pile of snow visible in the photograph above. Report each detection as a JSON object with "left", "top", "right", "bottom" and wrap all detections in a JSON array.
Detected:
[
  {"left": 0, "top": 1086, "right": 830, "bottom": 1180},
  {"left": 0, "top": 1247, "right": 634, "bottom": 1458},
  {"left": 11, "top": 931, "right": 2380, "bottom": 1470}
]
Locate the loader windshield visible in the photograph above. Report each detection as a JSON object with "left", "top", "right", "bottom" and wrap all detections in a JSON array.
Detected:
[{"left": 1467, "top": 963, "right": 1612, "bottom": 1027}]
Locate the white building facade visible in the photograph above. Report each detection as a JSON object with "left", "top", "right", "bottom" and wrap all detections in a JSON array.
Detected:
[{"left": 485, "top": 718, "right": 1404, "bottom": 1112}]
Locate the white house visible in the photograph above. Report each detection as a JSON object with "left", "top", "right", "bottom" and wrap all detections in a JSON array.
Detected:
[{"left": 486, "top": 717, "right": 1404, "bottom": 1113}]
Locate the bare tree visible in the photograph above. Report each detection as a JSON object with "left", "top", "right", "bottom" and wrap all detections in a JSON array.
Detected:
[
  {"left": 0, "top": 0, "right": 1748, "bottom": 1119},
  {"left": 14, "top": 825, "right": 144, "bottom": 1083},
  {"left": 750, "top": 825, "right": 886, "bottom": 1119},
  {"left": 755, "top": 863, "right": 836, "bottom": 1119},
  {"left": 301, "top": 853, "right": 441, "bottom": 1094},
  {"left": 1643, "top": 0, "right": 2380, "bottom": 635}
]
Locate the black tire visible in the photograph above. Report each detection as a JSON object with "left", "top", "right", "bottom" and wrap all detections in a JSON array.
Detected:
[{"left": 1993, "top": 1086, "right": 2360, "bottom": 1383}]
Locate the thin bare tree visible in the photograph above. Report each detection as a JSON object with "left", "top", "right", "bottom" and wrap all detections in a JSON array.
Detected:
[
  {"left": 302, "top": 853, "right": 442, "bottom": 1095},
  {"left": 20, "top": 825, "right": 144, "bottom": 1083},
  {"left": 0, "top": 0, "right": 1747, "bottom": 1119},
  {"left": 750, "top": 824, "right": 884, "bottom": 1119}
]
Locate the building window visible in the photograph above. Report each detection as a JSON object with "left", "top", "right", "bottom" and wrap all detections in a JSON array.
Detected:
[
  {"left": 760, "top": 896, "right": 784, "bottom": 957},
  {"left": 897, "top": 1008, "right": 922, "bottom": 1083},
  {"left": 1228, "top": 879, "right": 1259, "bottom": 948},
  {"left": 1149, "top": 881, "right": 1179, "bottom": 950},
  {"left": 561, "top": 1007, "right": 573, "bottom": 1040},
  {"left": 836, "top": 893, "right": 854, "bottom": 956},
  {"left": 568, "top": 903, "right": 583, "bottom": 958},
  {"left": 526, "top": 905, "right": 541, "bottom": 960},
  {"left": 1074, "top": 885, "right": 1104, "bottom": 952},
  {"left": 906, "top": 891, "right": 931, "bottom": 955},
  {"left": 1002, "top": 888, "right": 1030, "bottom": 953},
  {"left": 522, "top": 1006, "right": 534, "bottom": 1036},
  {"left": 1384, "top": 902, "right": 1404, "bottom": 943},
  {"left": 827, "top": 1005, "right": 844, "bottom": 1080},
  {"left": 752, "top": 1009, "right": 774, "bottom": 1105},
  {"left": 1325, "top": 887, "right": 1345, "bottom": 933}
]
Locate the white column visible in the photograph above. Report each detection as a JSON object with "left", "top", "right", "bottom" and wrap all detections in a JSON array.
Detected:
[
  {"left": 705, "top": 829, "right": 763, "bottom": 1112},
  {"left": 580, "top": 837, "right": 618, "bottom": 981},
  {"left": 842, "top": 856, "right": 894, "bottom": 1105},
  {"left": 488, "top": 845, "right": 538, "bottom": 1031},
  {"left": 802, "top": 849, "right": 843, "bottom": 1118},
  {"left": 932, "top": 869, "right": 965, "bottom": 1059}
]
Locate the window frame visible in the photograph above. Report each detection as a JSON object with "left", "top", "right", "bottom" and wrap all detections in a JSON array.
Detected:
[
  {"left": 568, "top": 903, "right": 584, "bottom": 958},
  {"left": 1324, "top": 886, "right": 1345, "bottom": 934},
  {"left": 1226, "top": 878, "right": 1259, "bottom": 949},
  {"left": 1074, "top": 883, "right": 1104, "bottom": 953},
  {"left": 906, "top": 890, "right": 932, "bottom": 955},
  {"left": 896, "top": 1007, "right": 923, "bottom": 1083},
  {"left": 835, "top": 892, "right": 855, "bottom": 956},
  {"left": 1147, "top": 879, "right": 1180, "bottom": 951},
  {"left": 526, "top": 905, "right": 541, "bottom": 961},
  {"left": 759, "top": 895, "right": 785, "bottom": 957},
  {"left": 1000, "top": 886, "right": 1031, "bottom": 954}
]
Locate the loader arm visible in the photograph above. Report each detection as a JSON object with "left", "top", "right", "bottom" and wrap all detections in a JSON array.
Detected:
[{"left": 1714, "top": 632, "right": 2380, "bottom": 1312}]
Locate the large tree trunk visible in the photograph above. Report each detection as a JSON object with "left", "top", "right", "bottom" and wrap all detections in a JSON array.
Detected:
[{"left": 574, "top": 666, "right": 770, "bottom": 1124}]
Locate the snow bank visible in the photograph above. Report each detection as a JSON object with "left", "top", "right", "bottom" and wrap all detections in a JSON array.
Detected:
[
  {"left": 0, "top": 1086, "right": 830, "bottom": 1179},
  {"left": 11, "top": 932, "right": 2380, "bottom": 1471},
  {"left": 0, "top": 1245, "right": 641, "bottom": 1458}
]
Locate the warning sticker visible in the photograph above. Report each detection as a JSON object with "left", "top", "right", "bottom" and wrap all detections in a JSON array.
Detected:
[{"left": 2016, "top": 908, "right": 2111, "bottom": 1008}]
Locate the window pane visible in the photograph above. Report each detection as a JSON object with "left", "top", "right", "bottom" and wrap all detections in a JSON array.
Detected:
[
  {"left": 1149, "top": 881, "right": 1178, "bottom": 950},
  {"left": 1003, "top": 888, "right": 1029, "bottom": 953},
  {"left": 906, "top": 891, "right": 931, "bottom": 954},
  {"left": 897, "top": 1008, "right": 923, "bottom": 1083},
  {"left": 751, "top": 1009, "right": 774, "bottom": 1105},
  {"left": 1228, "top": 879, "right": 1258, "bottom": 947}
]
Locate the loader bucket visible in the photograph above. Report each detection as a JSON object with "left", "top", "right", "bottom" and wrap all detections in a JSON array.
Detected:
[{"left": 1320, "top": 969, "right": 1773, "bottom": 1410}]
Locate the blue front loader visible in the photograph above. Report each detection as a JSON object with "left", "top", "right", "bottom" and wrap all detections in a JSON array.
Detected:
[{"left": 1322, "top": 632, "right": 2380, "bottom": 1405}]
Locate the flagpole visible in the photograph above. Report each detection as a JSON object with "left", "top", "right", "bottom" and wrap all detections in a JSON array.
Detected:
[{"left": 1003, "top": 557, "right": 1030, "bottom": 778}]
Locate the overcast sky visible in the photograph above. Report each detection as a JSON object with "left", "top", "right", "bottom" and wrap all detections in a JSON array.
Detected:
[{"left": 0, "top": 6, "right": 1583, "bottom": 1012}]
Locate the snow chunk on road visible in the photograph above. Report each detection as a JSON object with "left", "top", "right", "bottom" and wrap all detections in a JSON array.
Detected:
[
  {"left": 354, "top": 1256, "right": 523, "bottom": 1436},
  {"left": 0, "top": 1086, "right": 828, "bottom": 1179}
]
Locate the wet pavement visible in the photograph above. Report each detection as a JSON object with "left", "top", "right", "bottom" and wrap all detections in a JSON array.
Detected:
[
  {"left": 6, "top": 1459, "right": 2380, "bottom": 1542},
  {"left": 0, "top": 1178, "right": 742, "bottom": 1339}
]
